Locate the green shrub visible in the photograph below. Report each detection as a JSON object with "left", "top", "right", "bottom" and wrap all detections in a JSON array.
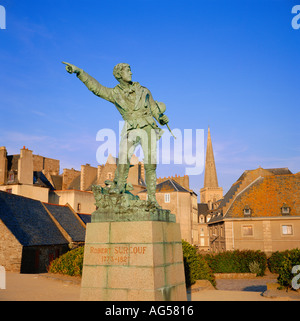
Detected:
[
  {"left": 204, "top": 250, "right": 267, "bottom": 276},
  {"left": 276, "top": 249, "right": 300, "bottom": 288},
  {"left": 268, "top": 250, "right": 289, "bottom": 274},
  {"left": 205, "top": 251, "right": 241, "bottom": 273},
  {"left": 48, "top": 246, "right": 84, "bottom": 276},
  {"left": 249, "top": 261, "right": 262, "bottom": 276},
  {"left": 182, "top": 240, "right": 215, "bottom": 287}
]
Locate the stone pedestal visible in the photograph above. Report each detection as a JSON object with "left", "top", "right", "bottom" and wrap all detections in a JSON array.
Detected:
[{"left": 80, "top": 221, "right": 187, "bottom": 301}]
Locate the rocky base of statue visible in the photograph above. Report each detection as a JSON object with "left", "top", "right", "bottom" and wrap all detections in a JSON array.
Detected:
[{"left": 91, "top": 183, "right": 176, "bottom": 223}]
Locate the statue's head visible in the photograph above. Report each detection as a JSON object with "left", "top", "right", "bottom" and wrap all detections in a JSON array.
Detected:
[{"left": 113, "top": 63, "right": 132, "bottom": 83}]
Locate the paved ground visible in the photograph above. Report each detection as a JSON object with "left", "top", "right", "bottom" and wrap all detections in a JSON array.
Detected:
[
  {"left": 0, "top": 272, "right": 81, "bottom": 301},
  {"left": 216, "top": 277, "right": 277, "bottom": 292},
  {"left": 0, "top": 272, "right": 299, "bottom": 301}
]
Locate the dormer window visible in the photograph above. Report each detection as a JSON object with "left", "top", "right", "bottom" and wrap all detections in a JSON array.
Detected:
[
  {"left": 243, "top": 205, "right": 251, "bottom": 217},
  {"left": 281, "top": 203, "right": 290, "bottom": 215}
]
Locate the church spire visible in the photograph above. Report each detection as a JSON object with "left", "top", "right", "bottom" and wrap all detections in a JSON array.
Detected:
[
  {"left": 204, "top": 127, "right": 219, "bottom": 188},
  {"left": 200, "top": 127, "right": 223, "bottom": 206}
]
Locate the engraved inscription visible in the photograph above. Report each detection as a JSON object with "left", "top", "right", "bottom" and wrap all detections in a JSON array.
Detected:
[{"left": 89, "top": 245, "right": 147, "bottom": 265}]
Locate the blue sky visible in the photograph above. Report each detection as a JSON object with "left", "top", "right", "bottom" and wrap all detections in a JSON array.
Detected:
[{"left": 0, "top": 0, "right": 299, "bottom": 199}]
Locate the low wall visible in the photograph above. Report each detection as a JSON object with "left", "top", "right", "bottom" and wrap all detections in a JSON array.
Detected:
[{"left": 214, "top": 273, "right": 257, "bottom": 279}]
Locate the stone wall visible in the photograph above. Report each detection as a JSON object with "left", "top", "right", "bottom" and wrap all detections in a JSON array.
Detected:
[
  {"left": 81, "top": 164, "right": 97, "bottom": 191},
  {"left": 0, "top": 221, "right": 23, "bottom": 272},
  {"left": 157, "top": 174, "right": 190, "bottom": 190},
  {"left": 33, "top": 155, "right": 60, "bottom": 175},
  {"left": 21, "top": 244, "right": 69, "bottom": 273},
  {"left": 18, "top": 148, "right": 33, "bottom": 185},
  {"left": 0, "top": 147, "right": 7, "bottom": 185},
  {"left": 62, "top": 168, "right": 80, "bottom": 190}
]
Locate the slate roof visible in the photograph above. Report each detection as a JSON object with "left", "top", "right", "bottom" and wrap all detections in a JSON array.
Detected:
[
  {"left": 225, "top": 174, "right": 300, "bottom": 218},
  {"left": 33, "top": 171, "right": 54, "bottom": 190},
  {"left": 207, "top": 167, "right": 296, "bottom": 224},
  {"left": 50, "top": 175, "right": 63, "bottom": 190},
  {"left": 198, "top": 203, "right": 209, "bottom": 215},
  {"left": 85, "top": 177, "right": 97, "bottom": 191},
  {"left": 68, "top": 175, "right": 81, "bottom": 190},
  {"left": 43, "top": 203, "right": 86, "bottom": 242},
  {"left": 7, "top": 155, "right": 20, "bottom": 171},
  {"left": 78, "top": 214, "right": 92, "bottom": 225},
  {"left": 217, "top": 180, "right": 242, "bottom": 209},
  {"left": 0, "top": 191, "right": 68, "bottom": 246},
  {"left": 139, "top": 179, "right": 192, "bottom": 194},
  {"left": 237, "top": 167, "right": 292, "bottom": 182}
]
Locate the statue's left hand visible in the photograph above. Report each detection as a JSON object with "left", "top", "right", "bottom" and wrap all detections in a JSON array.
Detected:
[{"left": 159, "top": 114, "right": 169, "bottom": 125}]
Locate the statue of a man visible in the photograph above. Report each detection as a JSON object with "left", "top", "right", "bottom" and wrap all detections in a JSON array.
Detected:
[{"left": 63, "top": 62, "right": 169, "bottom": 207}]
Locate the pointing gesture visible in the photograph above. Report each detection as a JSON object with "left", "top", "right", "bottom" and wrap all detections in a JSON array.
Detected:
[{"left": 62, "top": 61, "right": 80, "bottom": 74}]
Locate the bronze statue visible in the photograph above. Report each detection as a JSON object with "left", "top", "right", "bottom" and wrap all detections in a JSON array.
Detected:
[{"left": 63, "top": 62, "right": 169, "bottom": 208}]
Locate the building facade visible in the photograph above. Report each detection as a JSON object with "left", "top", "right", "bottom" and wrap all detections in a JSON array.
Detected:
[
  {"left": 0, "top": 146, "right": 58, "bottom": 202},
  {"left": 208, "top": 168, "right": 300, "bottom": 255},
  {"left": 0, "top": 191, "right": 86, "bottom": 273},
  {"left": 139, "top": 178, "right": 198, "bottom": 244}
]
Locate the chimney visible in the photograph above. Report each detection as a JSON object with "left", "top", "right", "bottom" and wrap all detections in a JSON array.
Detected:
[
  {"left": 0, "top": 147, "right": 7, "bottom": 185},
  {"left": 81, "top": 164, "right": 97, "bottom": 191},
  {"left": 18, "top": 147, "right": 33, "bottom": 185}
]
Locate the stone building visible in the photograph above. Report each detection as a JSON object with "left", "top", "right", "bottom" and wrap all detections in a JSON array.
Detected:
[
  {"left": 0, "top": 146, "right": 58, "bottom": 202},
  {"left": 49, "top": 154, "right": 146, "bottom": 214},
  {"left": 0, "top": 147, "right": 145, "bottom": 214},
  {"left": 0, "top": 191, "right": 86, "bottom": 273},
  {"left": 207, "top": 167, "right": 300, "bottom": 255},
  {"left": 197, "top": 203, "right": 210, "bottom": 251},
  {"left": 139, "top": 177, "right": 198, "bottom": 244}
]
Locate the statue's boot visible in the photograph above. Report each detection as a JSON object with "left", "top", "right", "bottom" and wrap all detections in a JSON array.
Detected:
[
  {"left": 145, "top": 165, "right": 161, "bottom": 208},
  {"left": 115, "top": 163, "right": 130, "bottom": 193}
]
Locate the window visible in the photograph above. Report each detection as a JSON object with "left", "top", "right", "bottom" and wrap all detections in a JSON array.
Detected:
[
  {"left": 281, "top": 204, "right": 290, "bottom": 215},
  {"left": 242, "top": 225, "right": 253, "bottom": 236},
  {"left": 107, "top": 172, "right": 112, "bottom": 180},
  {"left": 199, "top": 215, "right": 204, "bottom": 223},
  {"left": 164, "top": 193, "right": 170, "bottom": 203},
  {"left": 282, "top": 225, "right": 293, "bottom": 235},
  {"left": 6, "top": 189, "right": 12, "bottom": 194},
  {"left": 243, "top": 206, "right": 251, "bottom": 217},
  {"left": 77, "top": 203, "right": 81, "bottom": 212},
  {"left": 7, "top": 172, "right": 14, "bottom": 183}
]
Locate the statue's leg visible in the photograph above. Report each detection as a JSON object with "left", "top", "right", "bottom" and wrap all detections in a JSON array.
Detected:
[
  {"left": 116, "top": 131, "right": 139, "bottom": 193},
  {"left": 141, "top": 127, "right": 160, "bottom": 207},
  {"left": 144, "top": 164, "right": 160, "bottom": 207}
]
